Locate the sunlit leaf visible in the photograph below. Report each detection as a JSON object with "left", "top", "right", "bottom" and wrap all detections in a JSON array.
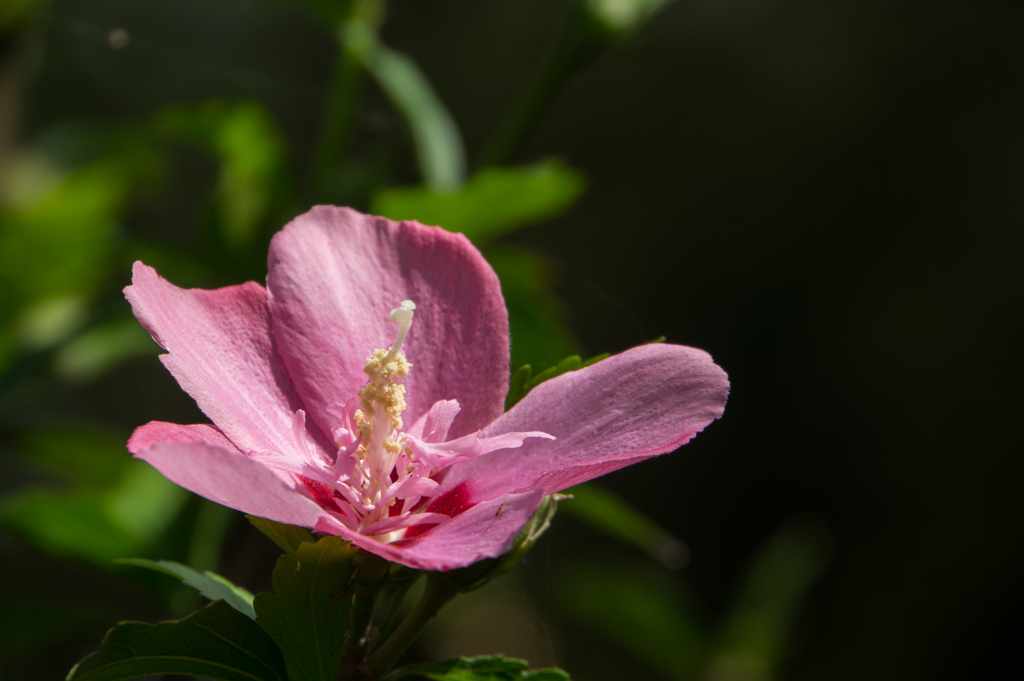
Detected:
[
  {"left": 14, "top": 295, "right": 88, "bottom": 350},
  {"left": 254, "top": 535, "right": 359, "bottom": 681},
  {"left": 155, "top": 100, "right": 288, "bottom": 252},
  {"left": 384, "top": 655, "right": 570, "bottom": 681},
  {"left": 116, "top": 558, "right": 256, "bottom": 620},
  {"left": 556, "top": 561, "right": 705, "bottom": 680},
  {"left": 561, "top": 483, "right": 689, "bottom": 568},
  {"left": 371, "top": 160, "right": 585, "bottom": 245},
  {"left": 0, "top": 490, "right": 141, "bottom": 564},
  {"left": 0, "top": 158, "right": 127, "bottom": 357},
  {"left": 344, "top": 20, "right": 465, "bottom": 191},
  {"left": 103, "top": 461, "right": 190, "bottom": 542},
  {"left": 66, "top": 600, "right": 287, "bottom": 681},
  {"left": 53, "top": 317, "right": 158, "bottom": 381},
  {"left": 585, "top": 0, "right": 674, "bottom": 36},
  {"left": 247, "top": 515, "right": 315, "bottom": 558},
  {"left": 0, "top": 430, "right": 188, "bottom": 565}
]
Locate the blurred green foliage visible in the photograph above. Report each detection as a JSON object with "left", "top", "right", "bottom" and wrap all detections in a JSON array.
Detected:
[
  {"left": 0, "top": 425, "right": 187, "bottom": 564},
  {"left": 0, "top": 0, "right": 828, "bottom": 677},
  {"left": 556, "top": 522, "right": 830, "bottom": 681},
  {"left": 372, "top": 160, "right": 585, "bottom": 246}
]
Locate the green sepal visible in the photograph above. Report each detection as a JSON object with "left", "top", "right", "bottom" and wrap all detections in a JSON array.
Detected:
[
  {"left": 253, "top": 535, "right": 359, "bottom": 681},
  {"left": 115, "top": 558, "right": 255, "bottom": 620},
  {"left": 383, "top": 654, "right": 570, "bottom": 681},
  {"left": 246, "top": 514, "right": 315, "bottom": 557},
  {"left": 505, "top": 353, "right": 608, "bottom": 410},
  {"left": 65, "top": 599, "right": 287, "bottom": 681}
]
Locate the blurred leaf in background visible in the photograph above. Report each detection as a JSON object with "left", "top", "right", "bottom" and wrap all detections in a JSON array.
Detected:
[
  {"left": 489, "top": 247, "right": 581, "bottom": 371},
  {"left": 0, "top": 157, "right": 130, "bottom": 371},
  {"left": 585, "top": 0, "right": 675, "bottom": 38},
  {"left": 556, "top": 521, "right": 831, "bottom": 681},
  {"left": 372, "top": 159, "right": 585, "bottom": 247},
  {"left": 562, "top": 482, "right": 689, "bottom": 569},
  {"left": 155, "top": 100, "right": 291, "bottom": 256},
  {"left": 705, "top": 522, "right": 831, "bottom": 681},
  {"left": 0, "top": 425, "right": 188, "bottom": 565},
  {"left": 0, "top": 0, "right": 50, "bottom": 31},
  {"left": 344, "top": 17, "right": 465, "bottom": 192},
  {"left": 557, "top": 558, "right": 707, "bottom": 680}
]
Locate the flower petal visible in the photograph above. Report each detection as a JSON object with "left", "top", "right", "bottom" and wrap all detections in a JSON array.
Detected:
[
  {"left": 131, "top": 438, "right": 326, "bottom": 529},
  {"left": 128, "top": 421, "right": 237, "bottom": 453},
  {"left": 314, "top": 490, "right": 544, "bottom": 571},
  {"left": 266, "top": 207, "right": 509, "bottom": 440},
  {"left": 125, "top": 262, "right": 330, "bottom": 459},
  {"left": 405, "top": 399, "right": 461, "bottom": 442},
  {"left": 439, "top": 343, "right": 729, "bottom": 502}
]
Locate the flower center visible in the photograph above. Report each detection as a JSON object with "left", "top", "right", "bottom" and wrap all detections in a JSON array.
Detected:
[{"left": 349, "top": 301, "right": 416, "bottom": 520}]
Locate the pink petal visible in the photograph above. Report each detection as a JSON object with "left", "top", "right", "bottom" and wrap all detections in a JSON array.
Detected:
[
  {"left": 315, "top": 490, "right": 544, "bottom": 571},
  {"left": 266, "top": 207, "right": 509, "bottom": 441},
  {"left": 131, "top": 438, "right": 325, "bottom": 529},
  {"left": 439, "top": 343, "right": 729, "bottom": 502},
  {"left": 406, "top": 399, "right": 461, "bottom": 442},
  {"left": 128, "top": 421, "right": 238, "bottom": 453},
  {"left": 125, "top": 263, "right": 330, "bottom": 459},
  {"left": 405, "top": 430, "right": 553, "bottom": 470}
]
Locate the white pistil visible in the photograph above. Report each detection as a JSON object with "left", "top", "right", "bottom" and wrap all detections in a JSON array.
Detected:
[
  {"left": 351, "top": 299, "right": 417, "bottom": 533},
  {"left": 383, "top": 299, "right": 416, "bottom": 365}
]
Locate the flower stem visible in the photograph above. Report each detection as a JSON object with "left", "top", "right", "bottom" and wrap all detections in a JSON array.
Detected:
[{"left": 365, "top": 575, "right": 459, "bottom": 678}]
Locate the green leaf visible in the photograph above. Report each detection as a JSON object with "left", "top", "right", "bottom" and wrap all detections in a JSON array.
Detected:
[
  {"left": 116, "top": 558, "right": 256, "bottom": 620},
  {"left": 155, "top": 100, "right": 289, "bottom": 252},
  {"left": 561, "top": 483, "right": 689, "bottom": 568},
  {"left": 53, "top": 315, "right": 158, "bottom": 381},
  {"left": 102, "top": 459, "right": 190, "bottom": 542},
  {"left": 555, "top": 561, "right": 705, "bottom": 680},
  {"left": 0, "top": 443, "right": 188, "bottom": 565},
  {"left": 385, "top": 655, "right": 570, "bottom": 681},
  {"left": 246, "top": 515, "right": 315, "bottom": 558},
  {"left": 0, "top": 158, "right": 124, "bottom": 306},
  {"left": 487, "top": 247, "right": 583, "bottom": 374},
  {"left": 584, "top": 0, "right": 674, "bottom": 36},
  {"left": 371, "top": 160, "right": 586, "bottom": 245},
  {"left": 253, "top": 535, "right": 359, "bottom": 681},
  {"left": 66, "top": 599, "right": 287, "bottom": 681},
  {"left": 708, "top": 521, "right": 831, "bottom": 676},
  {"left": 0, "top": 490, "right": 141, "bottom": 565},
  {"left": 343, "top": 20, "right": 465, "bottom": 191},
  {"left": 0, "top": 157, "right": 128, "bottom": 369},
  {"left": 15, "top": 425, "right": 128, "bottom": 486},
  {"left": 504, "top": 352, "right": 607, "bottom": 411}
]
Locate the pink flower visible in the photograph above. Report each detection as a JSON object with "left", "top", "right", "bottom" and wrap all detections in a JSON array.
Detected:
[{"left": 126, "top": 207, "right": 729, "bottom": 571}]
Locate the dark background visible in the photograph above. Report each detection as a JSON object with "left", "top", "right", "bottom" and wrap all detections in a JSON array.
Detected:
[{"left": 2, "top": 0, "right": 1022, "bottom": 679}]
